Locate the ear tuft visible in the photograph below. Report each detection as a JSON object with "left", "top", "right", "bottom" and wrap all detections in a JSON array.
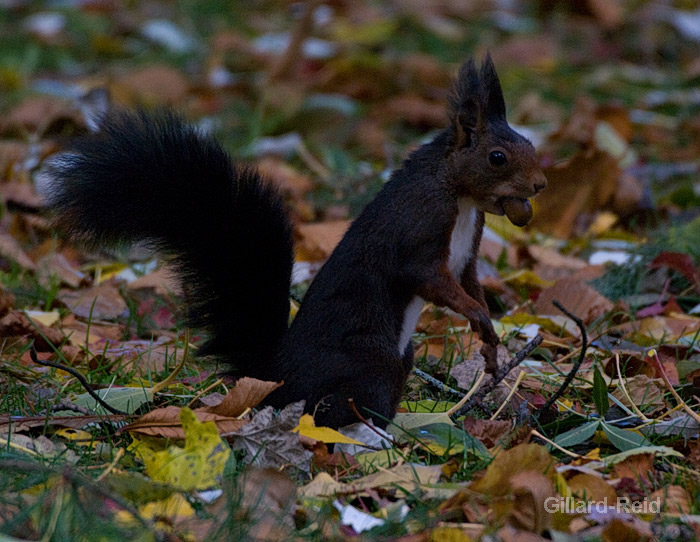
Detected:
[
  {"left": 448, "top": 58, "right": 480, "bottom": 148},
  {"left": 479, "top": 53, "right": 506, "bottom": 121}
]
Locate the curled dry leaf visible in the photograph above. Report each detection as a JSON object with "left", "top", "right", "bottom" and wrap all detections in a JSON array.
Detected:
[
  {"left": 203, "top": 377, "right": 283, "bottom": 417},
  {"left": 508, "top": 471, "right": 555, "bottom": 534}
]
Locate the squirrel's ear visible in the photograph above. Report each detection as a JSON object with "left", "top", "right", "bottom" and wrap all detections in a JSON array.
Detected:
[
  {"left": 479, "top": 53, "right": 506, "bottom": 121},
  {"left": 449, "top": 58, "right": 482, "bottom": 149}
]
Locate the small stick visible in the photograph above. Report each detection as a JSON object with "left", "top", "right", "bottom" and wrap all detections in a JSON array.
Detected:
[
  {"left": 537, "top": 300, "right": 588, "bottom": 414},
  {"left": 412, "top": 367, "right": 463, "bottom": 397},
  {"left": 30, "top": 348, "right": 128, "bottom": 416},
  {"left": 450, "top": 334, "right": 543, "bottom": 420}
]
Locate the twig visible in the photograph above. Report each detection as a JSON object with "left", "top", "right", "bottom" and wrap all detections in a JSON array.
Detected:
[
  {"left": 267, "top": 0, "right": 321, "bottom": 82},
  {"left": 490, "top": 370, "right": 526, "bottom": 420},
  {"left": 445, "top": 371, "right": 486, "bottom": 417},
  {"left": 30, "top": 348, "right": 128, "bottom": 416},
  {"left": 537, "top": 300, "right": 588, "bottom": 414},
  {"left": 412, "top": 367, "right": 463, "bottom": 397},
  {"left": 348, "top": 398, "right": 397, "bottom": 447},
  {"left": 651, "top": 349, "right": 700, "bottom": 425},
  {"left": 615, "top": 353, "right": 651, "bottom": 422},
  {"left": 449, "top": 334, "right": 543, "bottom": 420},
  {"left": 529, "top": 429, "right": 584, "bottom": 459}
]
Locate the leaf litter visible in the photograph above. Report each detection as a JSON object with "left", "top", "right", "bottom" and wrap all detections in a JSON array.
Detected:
[{"left": 2, "top": 1, "right": 700, "bottom": 541}]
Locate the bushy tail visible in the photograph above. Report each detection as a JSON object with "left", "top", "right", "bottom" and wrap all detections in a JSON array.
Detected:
[{"left": 42, "top": 109, "right": 294, "bottom": 375}]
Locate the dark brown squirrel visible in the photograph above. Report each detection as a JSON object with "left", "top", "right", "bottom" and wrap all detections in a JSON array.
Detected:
[{"left": 43, "top": 55, "right": 546, "bottom": 429}]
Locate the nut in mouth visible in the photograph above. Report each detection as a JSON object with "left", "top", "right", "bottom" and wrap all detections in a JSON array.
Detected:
[{"left": 499, "top": 196, "right": 533, "bottom": 227}]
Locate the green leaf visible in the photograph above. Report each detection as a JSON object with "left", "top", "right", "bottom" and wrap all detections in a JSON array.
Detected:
[
  {"left": 69, "top": 387, "right": 153, "bottom": 415},
  {"left": 406, "top": 423, "right": 490, "bottom": 459},
  {"left": 553, "top": 420, "right": 599, "bottom": 449},
  {"left": 592, "top": 366, "right": 609, "bottom": 416},
  {"left": 600, "top": 421, "right": 652, "bottom": 452},
  {"left": 602, "top": 445, "right": 683, "bottom": 466}
]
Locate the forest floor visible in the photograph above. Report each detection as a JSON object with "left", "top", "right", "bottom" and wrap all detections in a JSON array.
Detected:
[{"left": 1, "top": 1, "right": 700, "bottom": 541}]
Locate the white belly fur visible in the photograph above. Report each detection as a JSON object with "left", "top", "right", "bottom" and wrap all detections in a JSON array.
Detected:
[{"left": 398, "top": 199, "right": 477, "bottom": 354}]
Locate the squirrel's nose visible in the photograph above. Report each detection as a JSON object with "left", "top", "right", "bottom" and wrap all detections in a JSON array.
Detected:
[{"left": 531, "top": 171, "right": 547, "bottom": 194}]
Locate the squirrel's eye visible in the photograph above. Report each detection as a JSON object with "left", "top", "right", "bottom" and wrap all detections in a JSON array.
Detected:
[{"left": 488, "top": 150, "right": 507, "bottom": 166}]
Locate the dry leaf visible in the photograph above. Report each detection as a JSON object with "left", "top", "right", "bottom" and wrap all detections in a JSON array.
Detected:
[
  {"left": 649, "top": 485, "right": 693, "bottom": 514},
  {"left": 112, "top": 65, "right": 189, "bottom": 105},
  {"left": 0, "top": 231, "right": 36, "bottom": 270},
  {"left": 533, "top": 277, "right": 613, "bottom": 325},
  {"left": 295, "top": 220, "right": 351, "bottom": 261},
  {"left": 508, "top": 471, "right": 555, "bottom": 533},
  {"left": 124, "top": 405, "right": 247, "bottom": 438},
  {"left": 230, "top": 402, "right": 313, "bottom": 473},
  {"left": 470, "top": 444, "right": 556, "bottom": 498},
  {"left": 204, "top": 377, "right": 282, "bottom": 417},
  {"left": 58, "top": 282, "right": 128, "bottom": 321}
]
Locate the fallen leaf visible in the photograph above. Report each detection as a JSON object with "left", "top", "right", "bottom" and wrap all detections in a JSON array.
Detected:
[
  {"left": 295, "top": 220, "right": 351, "bottom": 261},
  {"left": 470, "top": 444, "right": 556, "bottom": 498},
  {"left": 508, "top": 471, "right": 555, "bottom": 533},
  {"left": 204, "top": 377, "right": 282, "bottom": 417},
  {"left": 533, "top": 277, "right": 613, "bottom": 325},
  {"left": 230, "top": 402, "right": 313, "bottom": 473},
  {"left": 293, "top": 413, "right": 366, "bottom": 445},
  {"left": 58, "top": 282, "right": 128, "bottom": 321},
  {"left": 124, "top": 405, "right": 246, "bottom": 438},
  {"left": 131, "top": 407, "right": 231, "bottom": 491}
]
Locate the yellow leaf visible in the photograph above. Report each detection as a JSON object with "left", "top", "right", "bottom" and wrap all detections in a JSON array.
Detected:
[
  {"left": 55, "top": 428, "right": 94, "bottom": 447},
  {"left": 134, "top": 408, "right": 230, "bottom": 490},
  {"left": 431, "top": 525, "right": 473, "bottom": 542},
  {"left": 24, "top": 310, "right": 60, "bottom": 327},
  {"left": 293, "top": 414, "right": 366, "bottom": 445},
  {"left": 501, "top": 313, "right": 578, "bottom": 337},
  {"left": 140, "top": 493, "right": 194, "bottom": 522},
  {"left": 502, "top": 269, "right": 555, "bottom": 289}
]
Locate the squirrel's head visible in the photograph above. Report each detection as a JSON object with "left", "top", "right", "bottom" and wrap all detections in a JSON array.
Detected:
[{"left": 445, "top": 54, "right": 547, "bottom": 226}]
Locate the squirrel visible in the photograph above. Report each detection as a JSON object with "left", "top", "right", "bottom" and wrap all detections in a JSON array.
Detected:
[{"left": 42, "top": 55, "right": 546, "bottom": 429}]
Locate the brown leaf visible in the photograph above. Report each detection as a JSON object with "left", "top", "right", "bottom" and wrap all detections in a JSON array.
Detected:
[
  {"left": 508, "top": 471, "right": 555, "bottom": 534},
  {"left": 610, "top": 375, "right": 666, "bottom": 415},
  {"left": 127, "top": 266, "right": 182, "bottom": 296},
  {"left": 0, "top": 231, "right": 36, "bottom": 270},
  {"left": 462, "top": 418, "right": 512, "bottom": 448},
  {"left": 601, "top": 518, "right": 651, "bottom": 542},
  {"left": 533, "top": 277, "right": 613, "bottom": 325},
  {"left": 470, "top": 444, "right": 556, "bottom": 498},
  {"left": 295, "top": 220, "right": 351, "bottom": 261},
  {"left": 0, "top": 310, "right": 64, "bottom": 352},
  {"left": 531, "top": 149, "right": 621, "bottom": 238},
  {"left": 204, "top": 377, "right": 283, "bottom": 417},
  {"left": 0, "top": 286, "right": 15, "bottom": 317},
  {"left": 112, "top": 65, "right": 189, "bottom": 106},
  {"left": 255, "top": 157, "right": 314, "bottom": 198},
  {"left": 58, "top": 282, "right": 128, "bottom": 321},
  {"left": 123, "top": 406, "right": 247, "bottom": 438},
  {"left": 36, "top": 252, "right": 85, "bottom": 289},
  {"left": 649, "top": 485, "right": 693, "bottom": 514},
  {"left": 567, "top": 473, "right": 618, "bottom": 503},
  {"left": 611, "top": 453, "right": 654, "bottom": 484}
]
